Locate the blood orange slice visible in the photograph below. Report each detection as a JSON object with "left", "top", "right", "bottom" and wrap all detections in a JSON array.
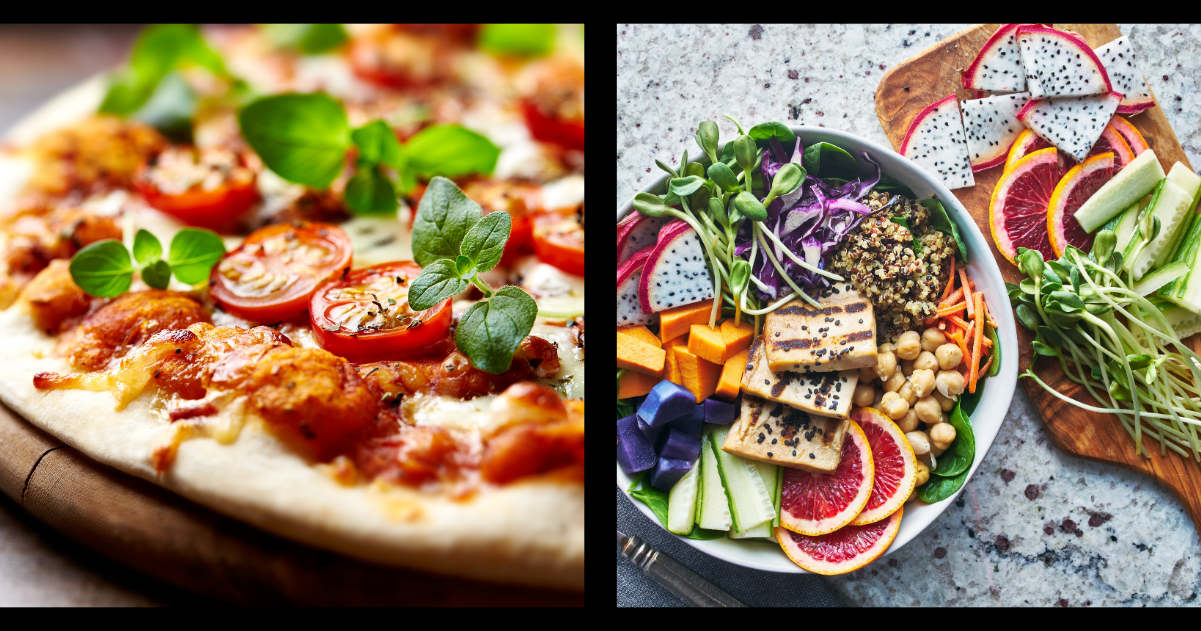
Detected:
[
  {"left": 776, "top": 505, "right": 903, "bottom": 575},
  {"left": 849, "top": 408, "right": 916, "bottom": 526},
  {"left": 1108, "top": 115, "right": 1150, "bottom": 156},
  {"left": 1048, "top": 152, "right": 1116, "bottom": 258},
  {"left": 1003, "top": 128, "right": 1052, "bottom": 173},
  {"left": 989, "top": 147, "right": 1062, "bottom": 265},
  {"left": 1085, "top": 125, "right": 1134, "bottom": 170},
  {"left": 779, "top": 419, "right": 873, "bottom": 536}
]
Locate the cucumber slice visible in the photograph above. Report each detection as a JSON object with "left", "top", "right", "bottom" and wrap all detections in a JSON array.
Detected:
[
  {"left": 1164, "top": 213, "right": 1201, "bottom": 299},
  {"left": 666, "top": 461, "right": 700, "bottom": 535},
  {"left": 772, "top": 465, "right": 784, "bottom": 528},
  {"left": 708, "top": 425, "right": 776, "bottom": 532},
  {"left": 751, "top": 460, "right": 780, "bottom": 530},
  {"left": 1112, "top": 195, "right": 1150, "bottom": 256},
  {"left": 1164, "top": 306, "right": 1201, "bottom": 338},
  {"left": 727, "top": 519, "right": 773, "bottom": 540},
  {"left": 1133, "top": 261, "right": 1189, "bottom": 296},
  {"left": 1122, "top": 180, "right": 1166, "bottom": 275},
  {"left": 1075, "top": 149, "right": 1165, "bottom": 233},
  {"left": 697, "top": 430, "right": 732, "bottom": 531},
  {"left": 1156, "top": 164, "right": 1201, "bottom": 268}
]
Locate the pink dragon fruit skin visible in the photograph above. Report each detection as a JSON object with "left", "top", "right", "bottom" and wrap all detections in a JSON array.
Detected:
[
  {"left": 961, "top": 23, "right": 1029, "bottom": 93},
  {"left": 617, "top": 213, "right": 670, "bottom": 265},
  {"left": 1017, "top": 25, "right": 1113, "bottom": 99},
  {"left": 638, "top": 220, "right": 714, "bottom": 314},
  {"left": 899, "top": 94, "right": 976, "bottom": 190},
  {"left": 1093, "top": 36, "right": 1155, "bottom": 115},
  {"left": 1016, "top": 92, "right": 1124, "bottom": 162},
  {"left": 618, "top": 245, "right": 656, "bottom": 326}
]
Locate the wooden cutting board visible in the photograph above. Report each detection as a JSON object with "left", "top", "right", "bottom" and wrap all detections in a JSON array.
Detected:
[
  {"left": 874, "top": 24, "right": 1201, "bottom": 533},
  {"left": 0, "top": 402, "right": 583, "bottom": 606}
]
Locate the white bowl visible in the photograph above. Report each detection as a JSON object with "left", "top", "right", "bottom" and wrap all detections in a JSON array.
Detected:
[{"left": 616, "top": 125, "right": 1019, "bottom": 573}]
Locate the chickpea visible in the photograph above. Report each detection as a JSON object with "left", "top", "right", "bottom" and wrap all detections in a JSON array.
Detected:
[
  {"left": 859, "top": 366, "right": 878, "bottom": 382},
  {"left": 913, "top": 460, "right": 930, "bottom": 487},
  {"left": 871, "top": 387, "right": 885, "bottom": 408},
  {"left": 930, "top": 422, "right": 957, "bottom": 451},
  {"left": 897, "top": 408, "right": 920, "bottom": 432},
  {"left": 936, "top": 370, "right": 966, "bottom": 397},
  {"left": 876, "top": 351, "right": 897, "bottom": 381},
  {"left": 895, "top": 330, "right": 921, "bottom": 360},
  {"left": 921, "top": 327, "right": 947, "bottom": 352},
  {"left": 883, "top": 370, "right": 907, "bottom": 393},
  {"left": 935, "top": 343, "right": 964, "bottom": 370},
  {"left": 914, "top": 350, "right": 939, "bottom": 372},
  {"left": 905, "top": 430, "right": 931, "bottom": 455},
  {"left": 880, "top": 391, "right": 909, "bottom": 420},
  {"left": 852, "top": 382, "right": 875, "bottom": 407},
  {"left": 898, "top": 380, "right": 918, "bottom": 406},
  {"left": 910, "top": 368, "right": 936, "bottom": 397},
  {"left": 914, "top": 395, "right": 942, "bottom": 424},
  {"left": 932, "top": 389, "right": 955, "bottom": 411},
  {"left": 878, "top": 342, "right": 896, "bottom": 355}
]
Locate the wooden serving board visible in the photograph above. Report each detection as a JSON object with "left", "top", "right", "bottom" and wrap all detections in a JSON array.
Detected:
[
  {"left": 0, "top": 402, "right": 582, "bottom": 606},
  {"left": 875, "top": 24, "right": 1201, "bottom": 533}
]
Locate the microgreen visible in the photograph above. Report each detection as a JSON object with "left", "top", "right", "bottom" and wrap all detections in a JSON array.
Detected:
[
  {"left": 69, "top": 228, "right": 226, "bottom": 297},
  {"left": 478, "top": 24, "right": 556, "bottom": 57}
]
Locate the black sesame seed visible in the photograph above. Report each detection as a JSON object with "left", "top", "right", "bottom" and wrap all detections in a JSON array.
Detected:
[
  {"left": 767, "top": 452, "right": 773, "bottom": 458},
  {"left": 809, "top": 453, "right": 816, "bottom": 459}
]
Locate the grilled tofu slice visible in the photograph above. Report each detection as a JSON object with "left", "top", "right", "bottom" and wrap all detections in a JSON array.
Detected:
[
  {"left": 762, "top": 290, "right": 877, "bottom": 373},
  {"left": 740, "top": 336, "right": 858, "bottom": 419},
  {"left": 721, "top": 394, "right": 848, "bottom": 473}
]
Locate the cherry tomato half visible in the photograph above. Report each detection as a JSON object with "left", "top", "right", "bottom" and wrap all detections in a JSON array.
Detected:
[
  {"left": 309, "top": 261, "right": 453, "bottom": 362},
  {"left": 134, "top": 146, "right": 259, "bottom": 230},
  {"left": 518, "top": 59, "right": 584, "bottom": 151},
  {"left": 532, "top": 206, "right": 584, "bottom": 276},
  {"left": 210, "top": 222, "right": 353, "bottom": 322},
  {"left": 348, "top": 31, "right": 449, "bottom": 90}
]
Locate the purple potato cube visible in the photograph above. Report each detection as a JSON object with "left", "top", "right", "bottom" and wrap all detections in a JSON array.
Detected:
[
  {"left": 657, "top": 428, "right": 703, "bottom": 462},
  {"left": 704, "top": 397, "right": 738, "bottom": 425},
  {"left": 669, "top": 403, "right": 705, "bottom": 437},
  {"left": 617, "top": 415, "right": 657, "bottom": 474},
  {"left": 649, "top": 457, "right": 693, "bottom": 491},
  {"left": 637, "top": 416, "right": 663, "bottom": 444},
  {"left": 637, "top": 380, "right": 696, "bottom": 427}
]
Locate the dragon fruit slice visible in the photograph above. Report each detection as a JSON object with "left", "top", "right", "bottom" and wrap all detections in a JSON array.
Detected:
[
  {"left": 638, "top": 220, "right": 714, "bottom": 314},
  {"left": 1016, "top": 92, "right": 1123, "bottom": 162},
  {"left": 1093, "top": 36, "right": 1155, "bottom": 115},
  {"left": 961, "top": 24, "right": 1029, "bottom": 93},
  {"left": 961, "top": 92, "right": 1030, "bottom": 172},
  {"left": 899, "top": 94, "right": 975, "bottom": 190},
  {"left": 1017, "top": 26, "right": 1112, "bottom": 99},
  {"left": 617, "top": 213, "right": 670, "bottom": 265},
  {"left": 618, "top": 245, "right": 655, "bottom": 326}
]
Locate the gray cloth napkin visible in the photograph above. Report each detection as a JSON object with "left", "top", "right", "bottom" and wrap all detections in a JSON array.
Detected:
[{"left": 617, "top": 486, "right": 850, "bottom": 607}]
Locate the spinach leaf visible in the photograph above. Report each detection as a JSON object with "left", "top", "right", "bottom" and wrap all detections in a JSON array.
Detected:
[
  {"left": 630, "top": 479, "right": 671, "bottom": 527},
  {"left": 479, "top": 24, "right": 556, "bottom": 57},
  {"left": 412, "top": 177, "right": 484, "bottom": 267},
  {"left": 167, "top": 228, "right": 226, "bottom": 284},
  {"left": 69, "top": 241, "right": 133, "bottom": 298},
  {"left": 874, "top": 175, "right": 918, "bottom": 199},
  {"left": 455, "top": 286, "right": 538, "bottom": 374},
  {"left": 917, "top": 468, "right": 969, "bottom": 503},
  {"left": 747, "top": 121, "right": 796, "bottom": 148},
  {"left": 959, "top": 375, "right": 987, "bottom": 415},
  {"left": 238, "top": 92, "right": 351, "bottom": 188},
  {"left": 932, "top": 400, "right": 976, "bottom": 478},
  {"left": 802, "top": 142, "right": 858, "bottom": 178},
  {"left": 889, "top": 217, "right": 922, "bottom": 254},
  {"left": 686, "top": 526, "right": 726, "bottom": 540},
  {"left": 921, "top": 198, "right": 968, "bottom": 262}
]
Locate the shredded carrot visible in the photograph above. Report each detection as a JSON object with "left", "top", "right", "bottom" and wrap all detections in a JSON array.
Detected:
[
  {"left": 939, "top": 287, "right": 964, "bottom": 308},
  {"left": 983, "top": 299, "right": 997, "bottom": 329},
  {"left": 969, "top": 292, "right": 984, "bottom": 393},
  {"left": 979, "top": 354, "right": 993, "bottom": 378},
  {"left": 960, "top": 269, "right": 974, "bottom": 318},
  {"left": 948, "top": 315, "right": 971, "bottom": 331},
  {"left": 982, "top": 335, "right": 993, "bottom": 348},
  {"left": 939, "top": 257, "right": 957, "bottom": 303},
  {"left": 936, "top": 302, "right": 967, "bottom": 317},
  {"left": 949, "top": 327, "right": 970, "bottom": 362}
]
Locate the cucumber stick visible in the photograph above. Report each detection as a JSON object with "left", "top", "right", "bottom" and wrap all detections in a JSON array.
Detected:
[
  {"left": 1163, "top": 213, "right": 1201, "bottom": 299},
  {"left": 1122, "top": 180, "right": 1166, "bottom": 274},
  {"left": 697, "top": 431, "right": 732, "bottom": 531},
  {"left": 1164, "top": 305, "right": 1201, "bottom": 338},
  {"left": 708, "top": 425, "right": 776, "bottom": 532},
  {"left": 1075, "top": 149, "right": 1164, "bottom": 232},
  {"left": 773, "top": 464, "right": 784, "bottom": 527},
  {"left": 666, "top": 462, "right": 699, "bottom": 535},
  {"left": 1111, "top": 195, "right": 1150, "bottom": 255},
  {"left": 1132, "top": 179, "right": 1191, "bottom": 280},
  {"left": 728, "top": 461, "right": 780, "bottom": 540},
  {"left": 1133, "top": 261, "right": 1189, "bottom": 296},
  {"left": 1155, "top": 163, "right": 1201, "bottom": 268}
]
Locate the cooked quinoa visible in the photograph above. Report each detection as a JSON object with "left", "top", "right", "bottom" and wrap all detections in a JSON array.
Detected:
[{"left": 830, "top": 191, "right": 956, "bottom": 341}]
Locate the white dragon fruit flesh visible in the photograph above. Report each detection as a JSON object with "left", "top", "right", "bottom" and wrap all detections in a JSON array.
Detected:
[
  {"left": 618, "top": 245, "right": 655, "bottom": 326},
  {"left": 638, "top": 220, "right": 714, "bottom": 314},
  {"left": 961, "top": 23, "right": 1029, "bottom": 93},
  {"left": 1017, "top": 25, "right": 1113, "bottom": 99},
  {"left": 1093, "top": 36, "right": 1155, "bottom": 115},
  {"left": 1016, "top": 92, "right": 1123, "bottom": 162},
  {"left": 617, "top": 213, "right": 670, "bottom": 265},
  {"left": 962, "top": 92, "right": 1030, "bottom": 172},
  {"left": 899, "top": 94, "right": 976, "bottom": 190}
]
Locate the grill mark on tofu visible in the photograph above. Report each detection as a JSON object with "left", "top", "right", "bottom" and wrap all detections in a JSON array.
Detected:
[
  {"left": 776, "top": 305, "right": 844, "bottom": 317},
  {"left": 846, "top": 330, "right": 874, "bottom": 342},
  {"left": 844, "top": 301, "right": 869, "bottom": 314},
  {"left": 771, "top": 337, "right": 814, "bottom": 351}
]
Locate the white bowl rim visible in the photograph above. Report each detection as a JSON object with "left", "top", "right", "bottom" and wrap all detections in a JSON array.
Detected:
[{"left": 616, "top": 124, "right": 1019, "bottom": 574}]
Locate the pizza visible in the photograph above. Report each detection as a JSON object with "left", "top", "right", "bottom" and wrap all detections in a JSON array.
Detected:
[{"left": 0, "top": 24, "right": 583, "bottom": 591}]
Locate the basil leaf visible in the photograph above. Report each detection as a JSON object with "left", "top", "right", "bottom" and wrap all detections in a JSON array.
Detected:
[
  {"left": 921, "top": 198, "right": 968, "bottom": 262},
  {"left": 412, "top": 177, "right": 483, "bottom": 267},
  {"left": 747, "top": 121, "right": 796, "bottom": 147},
  {"left": 100, "top": 24, "right": 226, "bottom": 117},
  {"left": 351, "top": 120, "right": 404, "bottom": 168},
  {"left": 238, "top": 92, "right": 351, "bottom": 188},
  {"left": 70, "top": 240, "right": 133, "bottom": 298},
  {"left": 131, "top": 71, "right": 197, "bottom": 142},
  {"left": 932, "top": 401, "right": 976, "bottom": 478},
  {"left": 403, "top": 124, "right": 499, "bottom": 183},
  {"left": 167, "top": 228, "right": 226, "bottom": 284},
  {"left": 455, "top": 286, "right": 537, "bottom": 374},
  {"left": 460, "top": 211, "right": 511, "bottom": 273},
  {"left": 344, "top": 165, "right": 399, "bottom": 216},
  {"left": 263, "top": 23, "right": 348, "bottom": 55},
  {"left": 132, "top": 229, "right": 162, "bottom": 267},
  {"left": 141, "top": 259, "right": 172, "bottom": 290},
  {"left": 407, "top": 259, "right": 469, "bottom": 311},
  {"left": 479, "top": 24, "right": 556, "bottom": 57}
]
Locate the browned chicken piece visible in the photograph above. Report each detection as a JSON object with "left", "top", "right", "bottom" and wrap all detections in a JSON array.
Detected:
[
  {"left": 480, "top": 384, "right": 584, "bottom": 484},
  {"left": 57, "top": 290, "right": 210, "bottom": 371},
  {"left": 209, "top": 344, "right": 378, "bottom": 461},
  {"left": 3, "top": 203, "right": 124, "bottom": 282},
  {"left": 18, "top": 259, "right": 92, "bottom": 335},
  {"left": 22, "top": 115, "right": 165, "bottom": 197}
]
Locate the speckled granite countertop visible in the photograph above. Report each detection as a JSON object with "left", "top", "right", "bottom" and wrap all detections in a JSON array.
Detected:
[{"left": 617, "top": 23, "right": 1201, "bottom": 607}]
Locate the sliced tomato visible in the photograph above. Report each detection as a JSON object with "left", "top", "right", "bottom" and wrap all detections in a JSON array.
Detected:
[
  {"left": 309, "top": 261, "right": 452, "bottom": 362},
  {"left": 521, "top": 100, "right": 585, "bottom": 151},
  {"left": 532, "top": 206, "right": 584, "bottom": 276},
  {"left": 518, "top": 59, "right": 584, "bottom": 151},
  {"left": 133, "top": 146, "right": 259, "bottom": 230},
  {"left": 210, "top": 222, "right": 352, "bottom": 322},
  {"left": 348, "top": 31, "right": 448, "bottom": 90}
]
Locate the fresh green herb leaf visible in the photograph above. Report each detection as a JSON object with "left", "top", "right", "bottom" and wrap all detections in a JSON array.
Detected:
[
  {"left": 932, "top": 400, "right": 976, "bottom": 478},
  {"left": 132, "top": 230, "right": 162, "bottom": 267},
  {"left": 344, "top": 164, "right": 399, "bottom": 216},
  {"left": 411, "top": 176, "right": 483, "bottom": 267},
  {"left": 238, "top": 92, "right": 351, "bottom": 188},
  {"left": 69, "top": 240, "right": 134, "bottom": 298},
  {"left": 263, "top": 23, "right": 348, "bottom": 55},
  {"left": 455, "top": 286, "right": 537, "bottom": 374},
  {"left": 407, "top": 259, "right": 469, "bottom": 311},
  {"left": 629, "top": 479, "right": 671, "bottom": 527},
  {"left": 455, "top": 254, "right": 476, "bottom": 278},
  {"left": 351, "top": 120, "right": 404, "bottom": 168},
  {"left": 402, "top": 124, "right": 499, "bottom": 185},
  {"left": 100, "top": 24, "right": 227, "bottom": 117},
  {"left": 479, "top": 24, "right": 556, "bottom": 57},
  {"left": 917, "top": 467, "right": 968, "bottom": 503},
  {"left": 131, "top": 71, "right": 198, "bottom": 142},
  {"left": 167, "top": 228, "right": 226, "bottom": 284},
  {"left": 141, "top": 259, "right": 173, "bottom": 290},
  {"left": 460, "top": 211, "right": 511, "bottom": 273}
]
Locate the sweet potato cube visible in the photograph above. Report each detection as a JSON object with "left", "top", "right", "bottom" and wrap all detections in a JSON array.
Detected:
[
  {"left": 720, "top": 319, "right": 755, "bottom": 357},
  {"left": 688, "top": 324, "right": 727, "bottom": 364},
  {"left": 617, "top": 335, "right": 666, "bottom": 377},
  {"left": 674, "top": 346, "right": 721, "bottom": 402},
  {"left": 714, "top": 349, "right": 748, "bottom": 401},
  {"left": 618, "top": 370, "right": 660, "bottom": 399},
  {"left": 663, "top": 336, "right": 688, "bottom": 386},
  {"left": 617, "top": 325, "right": 662, "bottom": 348},
  {"left": 659, "top": 299, "right": 715, "bottom": 344}
]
